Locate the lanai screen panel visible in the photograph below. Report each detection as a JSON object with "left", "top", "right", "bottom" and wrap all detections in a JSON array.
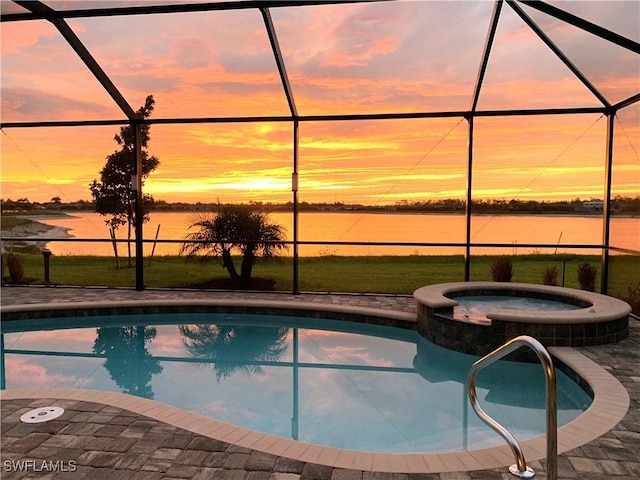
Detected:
[
  {"left": 470, "top": 114, "right": 606, "bottom": 253},
  {"left": 0, "top": 20, "right": 124, "bottom": 122},
  {"left": 1, "top": 125, "right": 119, "bottom": 207},
  {"left": 608, "top": 103, "right": 640, "bottom": 301},
  {"left": 297, "top": 118, "right": 468, "bottom": 257},
  {"left": 62, "top": 6, "right": 290, "bottom": 118},
  {"left": 138, "top": 121, "right": 294, "bottom": 260},
  {"left": 145, "top": 123, "right": 294, "bottom": 206},
  {"left": 476, "top": 2, "right": 603, "bottom": 111},
  {"left": 610, "top": 107, "right": 640, "bottom": 252},
  {"left": 271, "top": 1, "right": 492, "bottom": 115},
  {"left": 520, "top": 1, "right": 640, "bottom": 105}
]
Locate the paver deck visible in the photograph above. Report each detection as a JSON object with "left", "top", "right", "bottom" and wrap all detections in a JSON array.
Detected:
[{"left": 1, "top": 286, "right": 638, "bottom": 480}]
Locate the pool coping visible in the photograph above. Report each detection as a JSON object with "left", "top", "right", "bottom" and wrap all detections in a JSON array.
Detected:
[
  {"left": 0, "top": 298, "right": 417, "bottom": 328},
  {"left": 0, "top": 299, "right": 630, "bottom": 473}
]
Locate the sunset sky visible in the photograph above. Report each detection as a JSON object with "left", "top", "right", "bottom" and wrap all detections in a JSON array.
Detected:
[{"left": 1, "top": 0, "right": 639, "bottom": 205}]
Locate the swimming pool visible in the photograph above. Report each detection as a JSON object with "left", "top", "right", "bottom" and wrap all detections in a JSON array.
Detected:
[{"left": 1, "top": 312, "right": 591, "bottom": 454}]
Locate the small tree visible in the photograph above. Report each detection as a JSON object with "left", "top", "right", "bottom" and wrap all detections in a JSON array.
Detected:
[
  {"left": 89, "top": 95, "right": 159, "bottom": 267},
  {"left": 180, "top": 205, "right": 288, "bottom": 286},
  {"left": 93, "top": 326, "right": 162, "bottom": 398}
]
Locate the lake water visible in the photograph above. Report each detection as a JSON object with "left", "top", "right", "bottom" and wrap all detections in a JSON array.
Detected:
[{"left": 34, "top": 211, "right": 639, "bottom": 257}]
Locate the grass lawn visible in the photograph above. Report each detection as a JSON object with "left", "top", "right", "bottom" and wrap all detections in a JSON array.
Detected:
[
  {"left": 4, "top": 252, "right": 639, "bottom": 312},
  {"left": 1, "top": 216, "right": 37, "bottom": 229},
  {"left": 6, "top": 251, "right": 637, "bottom": 296}
]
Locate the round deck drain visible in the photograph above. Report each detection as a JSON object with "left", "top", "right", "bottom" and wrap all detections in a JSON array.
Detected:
[{"left": 20, "top": 406, "right": 65, "bottom": 424}]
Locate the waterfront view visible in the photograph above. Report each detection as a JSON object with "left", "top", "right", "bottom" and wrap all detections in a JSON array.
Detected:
[{"left": 29, "top": 211, "right": 640, "bottom": 257}]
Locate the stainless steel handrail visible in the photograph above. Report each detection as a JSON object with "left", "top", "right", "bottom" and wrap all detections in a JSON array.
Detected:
[{"left": 467, "top": 335, "right": 557, "bottom": 480}]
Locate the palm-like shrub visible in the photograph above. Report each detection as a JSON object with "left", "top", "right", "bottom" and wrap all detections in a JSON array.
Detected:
[
  {"left": 621, "top": 282, "right": 640, "bottom": 316},
  {"left": 3, "top": 252, "right": 25, "bottom": 284},
  {"left": 542, "top": 266, "right": 559, "bottom": 286},
  {"left": 577, "top": 262, "right": 597, "bottom": 292},
  {"left": 179, "top": 324, "right": 289, "bottom": 380},
  {"left": 490, "top": 256, "right": 513, "bottom": 282},
  {"left": 180, "top": 205, "right": 287, "bottom": 285}
]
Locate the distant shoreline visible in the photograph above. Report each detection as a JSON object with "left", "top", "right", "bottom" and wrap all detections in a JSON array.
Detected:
[{"left": 4, "top": 209, "right": 637, "bottom": 219}]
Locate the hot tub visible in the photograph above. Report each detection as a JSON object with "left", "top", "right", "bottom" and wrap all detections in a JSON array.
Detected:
[{"left": 413, "top": 282, "right": 631, "bottom": 356}]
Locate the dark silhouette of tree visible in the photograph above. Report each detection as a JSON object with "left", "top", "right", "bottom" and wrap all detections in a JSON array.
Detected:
[
  {"left": 93, "top": 325, "right": 163, "bottom": 398},
  {"left": 180, "top": 205, "right": 288, "bottom": 285},
  {"left": 179, "top": 323, "right": 289, "bottom": 381},
  {"left": 89, "top": 95, "right": 160, "bottom": 267}
]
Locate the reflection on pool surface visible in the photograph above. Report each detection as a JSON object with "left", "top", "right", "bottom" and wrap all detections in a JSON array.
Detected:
[{"left": 1, "top": 313, "right": 591, "bottom": 453}]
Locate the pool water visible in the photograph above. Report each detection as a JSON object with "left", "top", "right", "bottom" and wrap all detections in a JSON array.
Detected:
[
  {"left": 1, "top": 313, "right": 591, "bottom": 453},
  {"left": 453, "top": 295, "right": 582, "bottom": 323}
]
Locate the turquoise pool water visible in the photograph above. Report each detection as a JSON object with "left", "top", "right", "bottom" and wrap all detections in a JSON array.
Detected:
[
  {"left": 453, "top": 295, "right": 582, "bottom": 322},
  {"left": 1, "top": 313, "right": 591, "bottom": 453}
]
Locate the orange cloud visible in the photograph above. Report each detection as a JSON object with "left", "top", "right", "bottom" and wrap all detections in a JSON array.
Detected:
[{"left": 0, "top": 21, "right": 57, "bottom": 55}]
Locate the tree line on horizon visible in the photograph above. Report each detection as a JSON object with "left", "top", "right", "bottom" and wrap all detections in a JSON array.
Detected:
[{"left": 3, "top": 195, "right": 639, "bottom": 215}]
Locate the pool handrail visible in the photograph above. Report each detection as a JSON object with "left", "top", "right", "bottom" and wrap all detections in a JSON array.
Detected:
[{"left": 466, "top": 335, "right": 557, "bottom": 480}]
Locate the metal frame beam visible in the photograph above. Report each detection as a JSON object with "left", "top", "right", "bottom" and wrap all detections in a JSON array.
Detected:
[
  {"left": 518, "top": 0, "right": 640, "bottom": 55},
  {"left": 613, "top": 93, "right": 640, "bottom": 112},
  {"left": 3, "top": 0, "right": 392, "bottom": 22},
  {"left": 133, "top": 123, "right": 145, "bottom": 290},
  {"left": 14, "top": 1, "right": 137, "bottom": 120},
  {"left": 507, "top": 0, "right": 610, "bottom": 108},
  {"left": 470, "top": 0, "right": 503, "bottom": 112},
  {"left": 600, "top": 114, "right": 615, "bottom": 294},
  {"left": 0, "top": 107, "right": 609, "bottom": 130},
  {"left": 292, "top": 121, "right": 300, "bottom": 294},
  {"left": 261, "top": 7, "right": 298, "bottom": 118},
  {"left": 464, "top": 116, "right": 474, "bottom": 282}
]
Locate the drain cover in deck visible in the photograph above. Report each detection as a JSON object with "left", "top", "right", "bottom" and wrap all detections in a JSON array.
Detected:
[{"left": 20, "top": 406, "right": 65, "bottom": 423}]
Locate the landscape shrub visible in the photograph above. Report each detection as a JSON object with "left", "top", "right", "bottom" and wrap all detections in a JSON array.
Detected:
[
  {"left": 490, "top": 256, "right": 513, "bottom": 282},
  {"left": 621, "top": 282, "right": 640, "bottom": 316},
  {"left": 542, "top": 265, "right": 559, "bottom": 286},
  {"left": 3, "top": 252, "right": 25, "bottom": 284},
  {"left": 577, "top": 262, "right": 597, "bottom": 291}
]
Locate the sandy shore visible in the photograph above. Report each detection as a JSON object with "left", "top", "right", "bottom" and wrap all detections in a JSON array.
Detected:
[{"left": 1, "top": 218, "right": 72, "bottom": 252}]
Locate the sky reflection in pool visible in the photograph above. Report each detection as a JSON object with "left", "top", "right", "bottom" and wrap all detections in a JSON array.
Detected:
[{"left": 1, "top": 313, "right": 591, "bottom": 453}]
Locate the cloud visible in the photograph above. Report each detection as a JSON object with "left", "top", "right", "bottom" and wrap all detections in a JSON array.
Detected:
[
  {"left": 1, "top": 21, "right": 58, "bottom": 55},
  {"left": 320, "top": 13, "right": 405, "bottom": 68},
  {"left": 5, "top": 357, "right": 82, "bottom": 389},
  {"left": 1, "top": 86, "right": 117, "bottom": 121}
]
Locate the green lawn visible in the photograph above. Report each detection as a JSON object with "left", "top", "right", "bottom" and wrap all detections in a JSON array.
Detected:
[
  {"left": 6, "top": 252, "right": 638, "bottom": 299},
  {"left": 1, "top": 216, "right": 37, "bottom": 229}
]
